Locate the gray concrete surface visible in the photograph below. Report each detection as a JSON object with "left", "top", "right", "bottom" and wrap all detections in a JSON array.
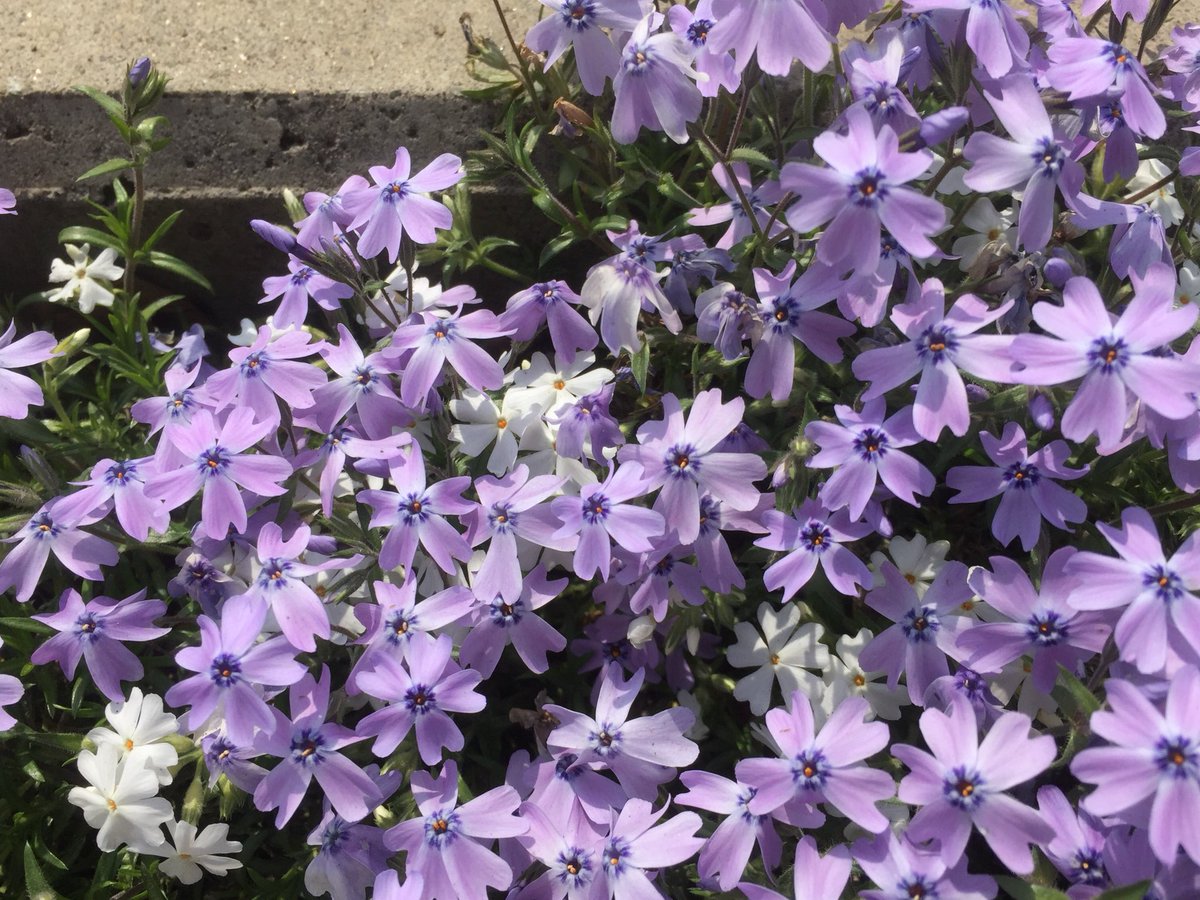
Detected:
[{"left": 3, "top": 1, "right": 1200, "bottom": 322}]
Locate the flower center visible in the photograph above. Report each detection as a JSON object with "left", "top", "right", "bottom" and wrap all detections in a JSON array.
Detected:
[
  {"left": 943, "top": 765, "right": 986, "bottom": 809},
  {"left": 903, "top": 605, "right": 941, "bottom": 643},
  {"left": 1088, "top": 336, "right": 1128, "bottom": 373},
  {"left": 405, "top": 683, "right": 437, "bottom": 715},
  {"left": 853, "top": 427, "right": 889, "bottom": 461},
  {"left": 210, "top": 653, "right": 243, "bottom": 687}
]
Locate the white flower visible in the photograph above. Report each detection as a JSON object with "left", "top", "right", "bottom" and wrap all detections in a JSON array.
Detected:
[
  {"left": 726, "top": 602, "right": 828, "bottom": 715},
  {"left": 1128, "top": 158, "right": 1182, "bottom": 226},
  {"left": 227, "top": 316, "right": 295, "bottom": 345},
  {"left": 87, "top": 688, "right": 181, "bottom": 785},
  {"left": 449, "top": 388, "right": 542, "bottom": 476},
  {"left": 380, "top": 266, "right": 446, "bottom": 314},
  {"left": 820, "top": 629, "right": 908, "bottom": 723},
  {"left": 626, "top": 615, "right": 657, "bottom": 649},
  {"left": 68, "top": 742, "right": 173, "bottom": 851},
  {"left": 510, "top": 351, "right": 613, "bottom": 420},
  {"left": 952, "top": 199, "right": 1016, "bottom": 273},
  {"left": 515, "top": 418, "right": 598, "bottom": 486},
  {"left": 47, "top": 244, "right": 124, "bottom": 313},
  {"left": 869, "top": 534, "right": 949, "bottom": 597},
  {"left": 1179, "top": 261, "right": 1200, "bottom": 306},
  {"left": 989, "top": 659, "right": 1063, "bottom": 727},
  {"left": 138, "top": 820, "right": 243, "bottom": 884}
]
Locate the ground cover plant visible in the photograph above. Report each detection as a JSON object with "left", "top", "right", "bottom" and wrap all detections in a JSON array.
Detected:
[{"left": 4, "top": 0, "right": 1200, "bottom": 896}]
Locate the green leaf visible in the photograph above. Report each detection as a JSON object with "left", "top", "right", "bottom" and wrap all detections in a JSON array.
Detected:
[
  {"left": 24, "top": 842, "right": 61, "bottom": 900},
  {"left": 631, "top": 340, "right": 651, "bottom": 393},
  {"left": 73, "top": 85, "right": 123, "bottom": 120},
  {"left": 139, "top": 209, "right": 182, "bottom": 254},
  {"left": 1094, "top": 882, "right": 1154, "bottom": 900},
  {"left": 146, "top": 251, "right": 213, "bottom": 293},
  {"left": 141, "top": 294, "right": 184, "bottom": 319},
  {"left": 56, "top": 226, "right": 122, "bottom": 252},
  {"left": 0, "top": 617, "right": 54, "bottom": 635},
  {"left": 75, "top": 157, "right": 132, "bottom": 182},
  {"left": 1053, "top": 664, "right": 1102, "bottom": 719},
  {"left": 538, "top": 232, "right": 575, "bottom": 268},
  {"left": 729, "top": 147, "right": 778, "bottom": 173},
  {"left": 994, "top": 877, "right": 1069, "bottom": 900}
]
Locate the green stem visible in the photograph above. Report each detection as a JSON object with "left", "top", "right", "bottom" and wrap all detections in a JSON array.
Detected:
[{"left": 691, "top": 125, "right": 767, "bottom": 245}]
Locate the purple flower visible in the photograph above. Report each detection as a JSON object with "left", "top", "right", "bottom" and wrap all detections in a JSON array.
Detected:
[
  {"left": 957, "top": 549, "right": 1110, "bottom": 693},
  {"left": 666, "top": 0, "right": 739, "bottom": 98},
  {"left": 946, "top": 422, "right": 1089, "bottom": 550},
  {"left": 146, "top": 408, "right": 294, "bottom": 541},
  {"left": 500, "top": 280, "right": 597, "bottom": 365},
  {"left": 551, "top": 463, "right": 665, "bottom": 581},
  {"left": 596, "top": 798, "right": 705, "bottom": 898},
  {"left": 465, "top": 464, "right": 571, "bottom": 602},
  {"left": 514, "top": 800, "right": 606, "bottom": 900},
  {"left": 961, "top": 75, "right": 1085, "bottom": 251},
  {"left": 166, "top": 594, "right": 306, "bottom": 743},
  {"left": 580, "top": 254, "right": 680, "bottom": 355},
  {"left": 907, "top": 0, "right": 1030, "bottom": 77},
  {"left": 552, "top": 383, "right": 625, "bottom": 462},
  {"left": 0, "top": 673, "right": 23, "bottom": 732},
  {"left": 0, "top": 321, "right": 57, "bottom": 419},
  {"left": 201, "top": 731, "right": 267, "bottom": 792},
  {"left": 384, "top": 760, "right": 527, "bottom": 900},
  {"left": 387, "top": 308, "right": 509, "bottom": 409},
  {"left": 619, "top": 389, "right": 766, "bottom": 545},
  {"left": 1036, "top": 785, "right": 1108, "bottom": 890},
  {"left": 31, "top": 589, "right": 168, "bottom": 702},
  {"left": 0, "top": 505, "right": 117, "bottom": 603},
  {"left": 347, "top": 578, "right": 473, "bottom": 693},
  {"left": 244, "top": 523, "right": 360, "bottom": 653},
  {"left": 459, "top": 565, "right": 567, "bottom": 677},
  {"left": 50, "top": 456, "right": 169, "bottom": 542},
  {"left": 852, "top": 829, "right": 999, "bottom": 899},
  {"left": 706, "top": 0, "right": 832, "bottom": 76},
  {"left": 738, "top": 835, "right": 852, "bottom": 900},
  {"left": 307, "top": 326, "right": 407, "bottom": 439},
  {"left": 687, "top": 161, "right": 784, "bottom": 250},
  {"left": 677, "top": 771, "right": 782, "bottom": 891},
  {"left": 260, "top": 256, "right": 353, "bottom": 328},
  {"left": 1010, "top": 265, "right": 1200, "bottom": 447},
  {"left": 781, "top": 105, "right": 947, "bottom": 274},
  {"left": 545, "top": 665, "right": 698, "bottom": 800},
  {"left": 205, "top": 326, "right": 327, "bottom": 426},
  {"left": 295, "top": 174, "right": 367, "bottom": 252},
  {"left": 852, "top": 279, "right": 1016, "bottom": 440},
  {"left": 1064, "top": 506, "right": 1200, "bottom": 674},
  {"left": 737, "top": 691, "right": 894, "bottom": 832},
  {"left": 844, "top": 34, "right": 921, "bottom": 131},
  {"left": 611, "top": 15, "right": 702, "bottom": 144},
  {"left": 1072, "top": 667, "right": 1200, "bottom": 866},
  {"left": 524, "top": 0, "right": 649, "bottom": 95},
  {"left": 358, "top": 447, "right": 474, "bottom": 575},
  {"left": 621, "top": 543, "right": 709, "bottom": 622},
  {"left": 355, "top": 633, "right": 485, "bottom": 764},
  {"left": 894, "top": 696, "right": 1056, "bottom": 874},
  {"left": 1047, "top": 38, "right": 1165, "bottom": 138},
  {"left": 252, "top": 666, "right": 379, "bottom": 827},
  {"left": 0, "top": 187, "right": 15, "bottom": 215},
  {"left": 131, "top": 362, "right": 208, "bottom": 455},
  {"left": 744, "top": 261, "right": 856, "bottom": 401},
  {"left": 756, "top": 499, "right": 873, "bottom": 601},
  {"left": 806, "top": 401, "right": 935, "bottom": 519},
  {"left": 859, "top": 560, "right": 975, "bottom": 705},
  {"left": 342, "top": 147, "right": 463, "bottom": 261},
  {"left": 298, "top": 423, "right": 410, "bottom": 519}
]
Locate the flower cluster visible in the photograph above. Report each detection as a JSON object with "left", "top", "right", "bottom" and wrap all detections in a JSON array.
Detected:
[{"left": 5, "top": 0, "right": 1200, "bottom": 896}]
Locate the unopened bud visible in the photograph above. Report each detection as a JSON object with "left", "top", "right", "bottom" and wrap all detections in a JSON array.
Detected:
[
  {"left": 128, "top": 56, "right": 152, "bottom": 88},
  {"left": 916, "top": 106, "right": 968, "bottom": 149},
  {"left": 1029, "top": 392, "right": 1056, "bottom": 431},
  {"left": 553, "top": 98, "right": 593, "bottom": 130},
  {"left": 627, "top": 615, "right": 656, "bottom": 649}
]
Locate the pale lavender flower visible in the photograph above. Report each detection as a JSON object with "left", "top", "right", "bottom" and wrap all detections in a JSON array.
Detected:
[
  {"left": 0, "top": 321, "right": 57, "bottom": 420},
  {"left": 545, "top": 665, "right": 698, "bottom": 800},
  {"left": 514, "top": 800, "right": 606, "bottom": 900},
  {"left": 1036, "top": 785, "right": 1108, "bottom": 891},
  {"left": 204, "top": 326, "right": 327, "bottom": 426},
  {"left": 706, "top": 0, "right": 832, "bottom": 76},
  {"left": 387, "top": 307, "right": 509, "bottom": 409},
  {"left": 50, "top": 456, "right": 169, "bottom": 542},
  {"left": 0, "top": 188, "right": 14, "bottom": 215},
  {"left": 260, "top": 256, "right": 353, "bottom": 328},
  {"left": 355, "top": 633, "right": 485, "bottom": 764},
  {"left": 666, "top": 0, "right": 739, "bottom": 98},
  {"left": 1009, "top": 265, "right": 1200, "bottom": 448},
  {"left": 201, "top": 732, "right": 267, "bottom": 792},
  {"left": 687, "top": 162, "right": 784, "bottom": 250},
  {"left": 460, "top": 565, "right": 567, "bottom": 677},
  {"left": 756, "top": 499, "right": 873, "bottom": 601},
  {"left": 0, "top": 505, "right": 117, "bottom": 603},
  {"left": 500, "top": 280, "right": 598, "bottom": 365},
  {"left": 906, "top": 0, "right": 1030, "bottom": 77},
  {"left": 31, "top": 589, "right": 168, "bottom": 702},
  {"left": 308, "top": 323, "right": 407, "bottom": 439},
  {"left": 678, "top": 771, "right": 782, "bottom": 891},
  {"left": 1048, "top": 38, "right": 1164, "bottom": 138},
  {"left": 1072, "top": 667, "right": 1200, "bottom": 865},
  {"left": 295, "top": 174, "right": 368, "bottom": 252},
  {"left": 894, "top": 696, "right": 1056, "bottom": 874},
  {"left": 580, "top": 253, "right": 680, "bottom": 355},
  {"left": 384, "top": 760, "right": 527, "bottom": 900},
  {"left": 524, "top": 0, "right": 650, "bottom": 95},
  {"left": 252, "top": 666, "right": 379, "bottom": 827},
  {"left": 738, "top": 835, "right": 852, "bottom": 900},
  {"left": 806, "top": 401, "right": 935, "bottom": 519},
  {"left": 342, "top": 147, "right": 464, "bottom": 261},
  {"left": 852, "top": 279, "right": 1015, "bottom": 440},
  {"left": 946, "top": 422, "right": 1089, "bottom": 550},
  {"left": 0, "top": 672, "right": 23, "bottom": 732},
  {"left": 781, "top": 105, "right": 946, "bottom": 274},
  {"left": 1065, "top": 506, "right": 1200, "bottom": 674},
  {"left": 596, "top": 798, "right": 705, "bottom": 899},
  {"left": 165, "top": 595, "right": 306, "bottom": 743},
  {"left": 737, "top": 691, "right": 894, "bottom": 832},
  {"left": 611, "top": 15, "right": 702, "bottom": 145},
  {"left": 853, "top": 829, "right": 998, "bottom": 899}
]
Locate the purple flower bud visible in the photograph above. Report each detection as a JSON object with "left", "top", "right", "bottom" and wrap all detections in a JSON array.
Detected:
[
  {"left": 916, "top": 106, "right": 968, "bottom": 149},
  {"left": 250, "top": 219, "right": 300, "bottom": 256},
  {"left": 1029, "top": 392, "right": 1056, "bottom": 430},
  {"left": 1043, "top": 256, "right": 1073, "bottom": 288},
  {"left": 128, "top": 56, "right": 152, "bottom": 87}
]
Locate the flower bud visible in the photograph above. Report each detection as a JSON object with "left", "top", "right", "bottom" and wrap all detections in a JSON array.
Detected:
[
  {"left": 1029, "top": 392, "right": 1056, "bottom": 431},
  {"left": 249, "top": 219, "right": 299, "bottom": 256},
  {"left": 916, "top": 106, "right": 968, "bottom": 149},
  {"left": 627, "top": 615, "right": 656, "bottom": 649},
  {"left": 128, "top": 56, "right": 152, "bottom": 88}
]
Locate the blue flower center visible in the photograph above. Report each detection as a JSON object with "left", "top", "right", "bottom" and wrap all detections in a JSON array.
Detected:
[
  {"left": 589, "top": 722, "right": 622, "bottom": 757},
  {"left": 791, "top": 749, "right": 828, "bottom": 789},
  {"left": 800, "top": 521, "right": 832, "bottom": 553},
  {"left": 488, "top": 503, "right": 519, "bottom": 534},
  {"left": 168, "top": 390, "right": 194, "bottom": 419},
  {"left": 602, "top": 839, "right": 631, "bottom": 876},
  {"left": 582, "top": 492, "right": 611, "bottom": 525},
  {"left": 1070, "top": 849, "right": 1105, "bottom": 886},
  {"left": 854, "top": 427, "right": 889, "bottom": 462},
  {"left": 664, "top": 443, "right": 701, "bottom": 481},
  {"left": 198, "top": 445, "right": 232, "bottom": 477},
  {"left": 942, "top": 765, "right": 986, "bottom": 810},
  {"left": 851, "top": 167, "right": 888, "bottom": 206},
  {"left": 489, "top": 594, "right": 524, "bottom": 626},
  {"left": 1033, "top": 137, "right": 1066, "bottom": 176},
  {"left": 1087, "top": 336, "right": 1128, "bottom": 373},
  {"left": 917, "top": 325, "right": 958, "bottom": 364},
  {"left": 903, "top": 605, "right": 941, "bottom": 643},
  {"left": 560, "top": 0, "right": 596, "bottom": 30},
  {"left": 291, "top": 267, "right": 314, "bottom": 285},
  {"left": 686, "top": 18, "right": 714, "bottom": 46},
  {"left": 424, "top": 809, "right": 461, "bottom": 849},
  {"left": 210, "top": 653, "right": 243, "bottom": 687},
  {"left": 556, "top": 848, "right": 594, "bottom": 886},
  {"left": 289, "top": 728, "right": 327, "bottom": 767},
  {"left": 381, "top": 180, "right": 410, "bottom": 201},
  {"left": 257, "top": 557, "right": 293, "bottom": 589},
  {"left": 105, "top": 460, "right": 139, "bottom": 486},
  {"left": 241, "top": 351, "right": 268, "bottom": 377},
  {"left": 426, "top": 319, "right": 457, "bottom": 343},
  {"left": 76, "top": 612, "right": 103, "bottom": 641},
  {"left": 1003, "top": 461, "right": 1040, "bottom": 489},
  {"left": 1027, "top": 610, "right": 1069, "bottom": 646},
  {"left": 1155, "top": 736, "right": 1198, "bottom": 780},
  {"left": 29, "top": 512, "right": 60, "bottom": 540},
  {"left": 385, "top": 610, "right": 415, "bottom": 644},
  {"left": 400, "top": 492, "right": 430, "bottom": 525},
  {"left": 1143, "top": 565, "right": 1184, "bottom": 602},
  {"left": 405, "top": 683, "right": 437, "bottom": 715}
]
